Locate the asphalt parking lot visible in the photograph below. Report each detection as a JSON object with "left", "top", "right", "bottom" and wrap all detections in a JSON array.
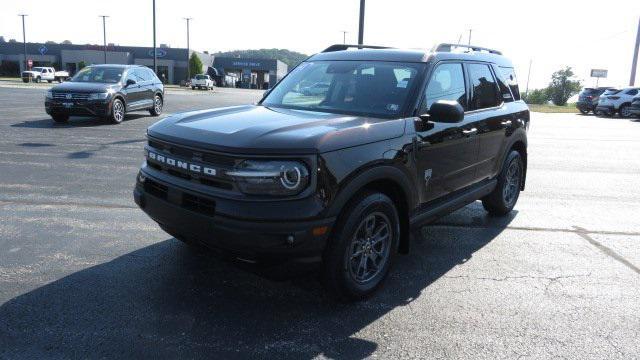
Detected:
[{"left": 0, "top": 85, "right": 639, "bottom": 359}]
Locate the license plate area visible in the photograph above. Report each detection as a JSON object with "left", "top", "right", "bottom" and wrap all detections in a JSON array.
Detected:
[{"left": 63, "top": 102, "right": 74, "bottom": 107}]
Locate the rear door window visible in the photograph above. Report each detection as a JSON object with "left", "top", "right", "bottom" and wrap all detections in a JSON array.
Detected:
[{"left": 468, "top": 63, "right": 500, "bottom": 110}]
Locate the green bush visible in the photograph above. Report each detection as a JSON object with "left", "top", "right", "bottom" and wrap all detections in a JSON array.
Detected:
[{"left": 523, "top": 88, "right": 549, "bottom": 105}]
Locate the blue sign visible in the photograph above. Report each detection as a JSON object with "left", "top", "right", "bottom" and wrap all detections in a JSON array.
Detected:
[
  {"left": 39, "top": 45, "right": 48, "bottom": 55},
  {"left": 148, "top": 49, "right": 167, "bottom": 58}
]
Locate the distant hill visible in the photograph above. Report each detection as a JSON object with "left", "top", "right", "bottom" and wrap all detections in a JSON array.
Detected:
[{"left": 213, "top": 49, "right": 309, "bottom": 69}]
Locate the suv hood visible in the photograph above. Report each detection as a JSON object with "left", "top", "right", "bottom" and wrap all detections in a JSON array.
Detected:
[
  {"left": 51, "top": 81, "right": 120, "bottom": 93},
  {"left": 148, "top": 105, "right": 406, "bottom": 154}
]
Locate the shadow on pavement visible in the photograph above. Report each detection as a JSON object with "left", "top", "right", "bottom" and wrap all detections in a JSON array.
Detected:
[
  {"left": 0, "top": 205, "right": 516, "bottom": 359},
  {"left": 11, "top": 114, "right": 151, "bottom": 129}
]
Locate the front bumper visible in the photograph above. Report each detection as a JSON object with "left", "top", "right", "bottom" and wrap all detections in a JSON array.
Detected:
[
  {"left": 595, "top": 105, "right": 615, "bottom": 114},
  {"left": 629, "top": 104, "right": 640, "bottom": 116},
  {"left": 45, "top": 99, "right": 112, "bottom": 117},
  {"left": 133, "top": 171, "right": 335, "bottom": 262}
]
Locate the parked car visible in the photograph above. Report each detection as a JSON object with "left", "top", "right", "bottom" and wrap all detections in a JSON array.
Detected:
[
  {"left": 133, "top": 43, "right": 529, "bottom": 300},
  {"left": 22, "top": 67, "right": 70, "bottom": 83},
  {"left": 45, "top": 64, "right": 164, "bottom": 124},
  {"left": 576, "top": 87, "right": 611, "bottom": 114},
  {"left": 629, "top": 96, "right": 640, "bottom": 118},
  {"left": 191, "top": 74, "right": 214, "bottom": 90},
  {"left": 595, "top": 87, "right": 640, "bottom": 117}
]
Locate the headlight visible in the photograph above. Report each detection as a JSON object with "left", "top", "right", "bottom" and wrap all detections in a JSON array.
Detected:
[
  {"left": 227, "top": 160, "right": 310, "bottom": 196},
  {"left": 88, "top": 92, "right": 111, "bottom": 100},
  {"left": 46, "top": 90, "right": 53, "bottom": 99}
]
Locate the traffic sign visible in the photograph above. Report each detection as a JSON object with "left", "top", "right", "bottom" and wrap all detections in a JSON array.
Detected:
[
  {"left": 590, "top": 69, "right": 608, "bottom": 78},
  {"left": 39, "top": 45, "right": 48, "bottom": 55}
]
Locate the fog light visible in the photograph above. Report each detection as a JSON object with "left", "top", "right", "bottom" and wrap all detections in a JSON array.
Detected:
[{"left": 286, "top": 235, "right": 295, "bottom": 245}]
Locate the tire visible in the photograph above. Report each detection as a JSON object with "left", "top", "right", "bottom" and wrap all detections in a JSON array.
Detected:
[
  {"left": 51, "top": 113, "right": 69, "bottom": 123},
  {"left": 22, "top": 78, "right": 28, "bottom": 83},
  {"left": 619, "top": 104, "right": 632, "bottom": 118},
  {"left": 323, "top": 191, "right": 400, "bottom": 301},
  {"left": 57, "top": 77, "right": 63, "bottom": 83},
  {"left": 47, "top": 80, "right": 52, "bottom": 83},
  {"left": 109, "top": 98, "right": 125, "bottom": 124},
  {"left": 482, "top": 150, "right": 524, "bottom": 216},
  {"left": 191, "top": 86, "right": 196, "bottom": 90},
  {"left": 149, "top": 94, "right": 163, "bottom": 116},
  {"left": 578, "top": 108, "right": 589, "bottom": 115},
  {"left": 35, "top": 76, "right": 41, "bottom": 83}
]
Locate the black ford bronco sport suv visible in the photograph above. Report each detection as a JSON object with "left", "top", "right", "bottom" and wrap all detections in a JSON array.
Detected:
[{"left": 134, "top": 44, "right": 529, "bottom": 300}]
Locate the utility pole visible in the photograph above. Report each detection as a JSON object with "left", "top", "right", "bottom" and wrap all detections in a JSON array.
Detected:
[
  {"left": 468, "top": 29, "right": 472, "bottom": 45},
  {"left": 184, "top": 17, "right": 192, "bottom": 81},
  {"left": 630, "top": 16, "right": 640, "bottom": 86},
  {"left": 358, "top": 0, "right": 365, "bottom": 45},
  {"left": 152, "top": 0, "right": 157, "bottom": 74},
  {"left": 341, "top": 31, "right": 348, "bottom": 44},
  {"left": 18, "top": 14, "right": 27, "bottom": 72},
  {"left": 99, "top": 15, "right": 109, "bottom": 64},
  {"left": 525, "top": 59, "right": 532, "bottom": 97}
]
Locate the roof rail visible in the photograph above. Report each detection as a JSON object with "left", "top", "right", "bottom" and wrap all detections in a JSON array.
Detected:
[
  {"left": 433, "top": 43, "right": 502, "bottom": 55},
  {"left": 322, "top": 44, "right": 392, "bottom": 53}
]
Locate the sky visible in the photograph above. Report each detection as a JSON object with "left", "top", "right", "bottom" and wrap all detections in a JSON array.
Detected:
[{"left": 1, "top": 0, "right": 639, "bottom": 90}]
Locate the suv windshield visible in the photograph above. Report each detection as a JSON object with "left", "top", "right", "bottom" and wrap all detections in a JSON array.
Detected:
[
  {"left": 262, "top": 61, "right": 425, "bottom": 118},
  {"left": 71, "top": 67, "right": 124, "bottom": 83}
]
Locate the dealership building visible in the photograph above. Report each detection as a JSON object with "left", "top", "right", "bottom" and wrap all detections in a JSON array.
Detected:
[
  {"left": 0, "top": 41, "right": 213, "bottom": 84},
  {"left": 0, "top": 40, "right": 289, "bottom": 88}
]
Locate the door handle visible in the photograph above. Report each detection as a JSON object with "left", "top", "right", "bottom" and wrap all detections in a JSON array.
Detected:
[
  {"left": 462, "top": 128, "right": 477, "bottom": 136},
  {"left": 501, "top": 120, "right": 512, "bottom": 127}
]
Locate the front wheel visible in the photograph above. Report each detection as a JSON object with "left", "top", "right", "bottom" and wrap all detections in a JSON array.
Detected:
[
  {"left": 109, "top": 98, "right": 125, "bottom": 124},
  {"left": 149, "top": 95, "right": 163, "bottom": 116},
  {"left": 323, "top": 191, "right": 399, "bottom": 301},
  {"left": 34, "top": 77, "right": 41, "bottom": 83},
  {"left": 482, "top": 150, "right": 524, "bottom": 216},
  {"left": 578, "top": 108, "right": 589, "bottom": 115}
]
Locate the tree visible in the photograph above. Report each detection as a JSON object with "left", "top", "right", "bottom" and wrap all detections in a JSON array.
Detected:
[
  {"left": 78, "top": 61, "right": 86, "bottom": 70},
  {"left": 0, "top": 36, "right": 6, "bottom": 43},
  {"left": 189, "top": 52, "right": 203, "bottom": 79},
  {"left": 547, "top": 67, "right": 581, "bottom": 106},
  {"left": 62, "top": 40, "right": 72, "bottom": 45},
  {"left": 522, "top": 88, "right": 549, "bottom": 105}
]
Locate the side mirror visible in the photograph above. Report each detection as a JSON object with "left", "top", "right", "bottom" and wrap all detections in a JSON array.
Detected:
[
  {"left": 126, "top": 79, "right": 137, "bottom": 87},
  {"left": 420, "top": 100, "right": 464, "bottom": 123}
]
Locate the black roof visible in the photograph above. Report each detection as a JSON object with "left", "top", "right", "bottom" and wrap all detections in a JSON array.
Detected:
[{"left": 307, "top": 44, "right": 514, "bottom": 67}]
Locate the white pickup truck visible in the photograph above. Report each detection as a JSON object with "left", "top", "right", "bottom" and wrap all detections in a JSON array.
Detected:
[
  {"left": 22, "top": 67, "right": 70, "bottom": 83},
  {"left": 191, "top": 74, "right": 214, "bottom": 90}
]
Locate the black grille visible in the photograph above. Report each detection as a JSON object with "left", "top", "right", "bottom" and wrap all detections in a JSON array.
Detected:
[
  {"left": 182, "top": 193, "right": 216, "bottom": 216},
  {"left": 148, "top": 139, "right": 236, "bottom": 167},
  {"left": 144, "top": 179, "right": 168, "bottom": 199},
  {"left": 146, "top": 138, "right": 236, "bottom": 191}
]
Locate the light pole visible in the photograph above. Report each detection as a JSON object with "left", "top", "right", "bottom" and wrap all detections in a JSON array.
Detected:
[
  {"left": 184, "top": 17, "right": 192, "bottom": 81},
  {"left": 99, "top": 15, "right": 109, "bottom": 64},
  {"left": 152, "top": 0, "right": 157, "bottom": 74},
  {"left": 341, "top": 31, "right": 348, "bottom": 44},
  {"left": 630, "top": 16, "right": 640, "bottom": 86},
  {"left": 468, "top": 29, "right": 472, "bottom": 45},
  {"left": 358, "top": 0, "right": 365, "bottom": 45},
  {"left": 18, "top": 14, "right": 27, "bottom": 72}
]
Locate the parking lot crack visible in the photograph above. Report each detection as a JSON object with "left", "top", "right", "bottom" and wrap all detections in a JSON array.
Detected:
[{"left": 573, "top": 226, "right": 640, "bottom": 276}]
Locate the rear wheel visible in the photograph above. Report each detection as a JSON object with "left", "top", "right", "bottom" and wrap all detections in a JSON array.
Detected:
[
  {"left": 620, "top": 104, "right": 632, "bottom": 118},
  {"left": 51, "top": 113, "right": 69, "bottom": 123},
  {"left": 191, "top": 86, "right": 196, "bottom": 90},
  {"left": 482, "top": 150, "right": 524, "bottom": 216},
  {"left": 578, "top": 108, "right": 589, "bottom": 115},
  {"left": 149, "top": 94, "right": 163, "bottom": 116},
  {"left": 323, "top": 191, "right": 399, "bottom": 301},
  {"left": 109, "top": 98, "right": 125, "bottom": 124}
]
